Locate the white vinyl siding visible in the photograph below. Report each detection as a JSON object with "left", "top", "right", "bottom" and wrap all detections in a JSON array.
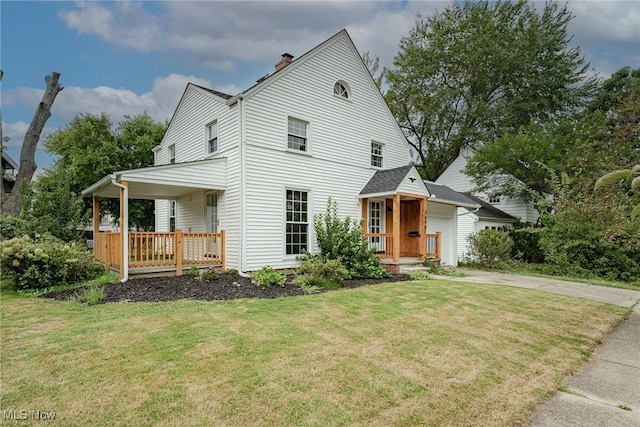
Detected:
[
  {"left": 240, "top": 35, "right": 411, "bottom": 270},
  {"left": 426, "top": 202, "right": 458, "bottom": 267}
]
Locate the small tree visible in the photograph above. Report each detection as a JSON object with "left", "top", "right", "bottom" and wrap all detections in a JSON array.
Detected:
[
  {"left": 314, "top": 198, "right": 387, "bottom": 279},
  {"left": 467, "top": 229, "right": 514, "bottom": 265}
]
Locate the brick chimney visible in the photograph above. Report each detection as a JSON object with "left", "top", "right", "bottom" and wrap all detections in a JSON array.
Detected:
[{"left": 275, "top": 53, "right": 294, "bottom": 71}]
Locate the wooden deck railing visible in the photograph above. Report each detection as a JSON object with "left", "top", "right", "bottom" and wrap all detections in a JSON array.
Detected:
[
  {"left": 425, "top": 232, "right": 441, "bottom": 259},
  {"left": 95, "top": 229, "right": 225, "bottom": 274},
  {"left": 365, "top": 233, "right": 394, "bottom": 258},
  {"left": 363, "top": 231, "right": 441, "bottom": 261}
]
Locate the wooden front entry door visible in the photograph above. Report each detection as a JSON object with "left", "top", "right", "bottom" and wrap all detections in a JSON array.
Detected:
[{"left": 400, "top": 200, "right": 421, "bottom": 257}]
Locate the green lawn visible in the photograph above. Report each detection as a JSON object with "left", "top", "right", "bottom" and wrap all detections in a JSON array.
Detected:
[{"left": 0, "top": 280, "right": 629, "bottom": 426}]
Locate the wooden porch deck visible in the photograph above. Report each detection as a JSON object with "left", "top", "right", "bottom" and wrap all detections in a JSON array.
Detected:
[{"left": 94, "top": 229, "right": 225, "bottom": 278}]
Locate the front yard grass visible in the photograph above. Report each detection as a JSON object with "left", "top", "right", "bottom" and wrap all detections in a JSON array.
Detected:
[{"left": 0, "top": 279, "right": 629, "bottom": 426}]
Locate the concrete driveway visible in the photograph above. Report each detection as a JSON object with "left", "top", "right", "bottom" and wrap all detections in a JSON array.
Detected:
[{"left": 431, "top": 269, "right": 640, "bottom": 426}]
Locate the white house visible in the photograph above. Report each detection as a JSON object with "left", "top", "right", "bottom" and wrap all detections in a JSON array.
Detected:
[
  {"left": 435, "top": 149, "right": 538, "bottom": 261},
  {"left": 83, "top": 30, "right": 474, "bottom": 279}
]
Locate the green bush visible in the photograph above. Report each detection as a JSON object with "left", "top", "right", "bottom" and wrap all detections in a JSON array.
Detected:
[
  {"left": 0, "top": 235, "right": 103, "bottom": 290},
  {"left": 293, "top": 254, "right": 349, "bottom": 290},
  {"left": 467, "top": 229, "right": 514, "bottom": 265},
  {"left": 252, "top": 266, "right": 286, "bottom": 287},
  {"left": 225, "top": 268, "right": 238, "bottom": 275},
  {"left": 315, "top": 198, "right": 388, "bottom": 279},
  {"left": 200, "top": 268, "right": 220, "bottom": 282},
  {"left": 0, "top": 214, "right": 39, "bottom": 240},
  {"left": 508, "top": 222, "right": 545, "bottom": 263},
  {"left": 186, "top": 266, "right": 200, "bottom": 276}
]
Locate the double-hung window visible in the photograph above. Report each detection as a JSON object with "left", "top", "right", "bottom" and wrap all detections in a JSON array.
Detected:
[
  {"left": 168, "top": 144, "right": 176, "bottom": 164},
  {"left": 371, "top": 142, "right": 383, "bottom": 167},
  {"left": 285, "top": 189, "right": 308, "bottom": 255},
  {"left": 207, "top": 121, "right": 218, "bottom": 154},
  {"left": 287, "top": 117, "right": 307, "bottom": 152}
]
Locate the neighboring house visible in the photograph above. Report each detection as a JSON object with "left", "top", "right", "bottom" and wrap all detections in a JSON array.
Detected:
[
  {"left": 435, "top": 149, "right": 538, "bottom": 262},
  {"left": 83, "top": 30, "right": 474, "bottom": 279},
  {"left": 2, "top": 151, "right": 18, "bottom": 194}
]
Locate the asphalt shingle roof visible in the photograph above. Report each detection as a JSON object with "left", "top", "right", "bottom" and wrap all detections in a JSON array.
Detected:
[
  {"left": 359, "top": 165, "right": 413, "bottom": 195},
  {"left": 463, "top": 193, "right": 517, "bottom": 221},
  {"left": 424, "top": 182, "right": 478, "bottom": 206},
  {"left": 192, "top": 84, "right": 233, "bottom": 100}
]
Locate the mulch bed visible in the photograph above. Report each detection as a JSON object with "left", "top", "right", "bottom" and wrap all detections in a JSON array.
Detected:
[{"left": 42, "top": 273, "right": 412, "bottom": 304}]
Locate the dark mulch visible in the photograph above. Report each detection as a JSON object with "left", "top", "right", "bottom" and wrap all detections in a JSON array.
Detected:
[{"left": 42, "top": 273, "right": 412, "bottom": 304}]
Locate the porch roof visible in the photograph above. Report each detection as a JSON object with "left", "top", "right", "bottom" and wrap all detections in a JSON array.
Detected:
[
  {"left": 424, "top": 182, "right": 480, "bottom": 209},
  {"left": 81, "top": 158, "right": 226, "bottom": 200},
  {"left": 359, "top": 165, "right": 429, "bottom": 199}
]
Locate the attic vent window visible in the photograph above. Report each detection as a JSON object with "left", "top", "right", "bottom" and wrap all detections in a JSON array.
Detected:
[{"left": 334, "top": 82, "right": 348, "bottom": 99}]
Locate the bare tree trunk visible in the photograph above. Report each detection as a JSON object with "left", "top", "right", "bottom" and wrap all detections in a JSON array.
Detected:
[{"left": 1, "top": 72, "right": 63, "bottom": 215}]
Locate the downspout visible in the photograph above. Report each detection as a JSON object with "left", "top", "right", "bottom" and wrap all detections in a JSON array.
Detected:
[
  {"left": 111, "top": 177, "right": 129, "bottom": 282},
  {"left": 238, "top": 95, "right": 248, "bottom": 274}
]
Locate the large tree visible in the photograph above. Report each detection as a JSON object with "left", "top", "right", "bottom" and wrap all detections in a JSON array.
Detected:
[
  {"left": 38, "top": 113, "right": 167, "bottom": 231},
  {"left": 385, "top": 0, "right": 594, "bottom": 180},
  {"left": 2, "top": 72, "right": 63, "bottom": 214}
]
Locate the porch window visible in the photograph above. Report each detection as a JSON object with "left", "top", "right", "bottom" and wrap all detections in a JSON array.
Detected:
[
  {"left": 368, "top": 200, "right": 384, "bottom": 247},
  {"left": 169, "top": 201, "right": 176, "bottom": 232},
  {"left": 168, "top": 144, "right": 176, "bottom": 164},
  {"left": 371, "top": 142, "right": 383, "bottom": 168},
  {"left": 285, "top": 189, "right": 308, "bottom": 255},
  {"left": 287, "top": 117, "right": 308, "bottom": 152},
  {"left": 207, "top": 121, "right": 218, "bottom": 154}
]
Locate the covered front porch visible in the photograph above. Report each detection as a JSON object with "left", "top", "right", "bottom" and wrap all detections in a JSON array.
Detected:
[
  {"left": 361, "top": 192, "right": 441, "bottom": 265},
  {"left": 358, "top": 165, "right": 443, "bottom": 265},
  {"left": 82, "top": 159, "right": 227, "bottom": 280}
]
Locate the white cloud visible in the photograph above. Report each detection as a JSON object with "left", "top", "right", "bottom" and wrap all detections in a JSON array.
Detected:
[
  {"left": 2, "top": 121, "right": 31, "bottom": 147},
  {"left": 3, "top": 74, "right": 240, "bottom": 126}
]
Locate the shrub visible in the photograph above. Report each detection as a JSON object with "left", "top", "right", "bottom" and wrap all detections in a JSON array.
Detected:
[
  {"left": 252, "top": 266, "right": 286, "bottom": 287},
  {"left": 467, "top": 229, "right": 514, "bottom": 265},
  {"left": 226, "top": 268, "right": 238, "bottom": 275},
  {"left": 200, "top": 268, "right": 220, "bottom": 282},
  {"left": 315, "top": 198, "right": 388, "bottom": 279},
  {"left": 0, "top": 214, "right": 39, "bottom": 240},
  {"left": 186, "top": 266, "right": 200, "bottom": 276},
  {"left": 0, "top": 235, "right": 103, "bottom": 290},
  {"left": 293, "top": 254, "right": 349, "bottom": 290},
  {"left": 508, "top": 222, "right": 545, "bottom": 263}
]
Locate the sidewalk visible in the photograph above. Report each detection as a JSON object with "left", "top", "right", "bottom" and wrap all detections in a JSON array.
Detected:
[{"left": 430, "top": 269, "right": 640, "bottom": 426}]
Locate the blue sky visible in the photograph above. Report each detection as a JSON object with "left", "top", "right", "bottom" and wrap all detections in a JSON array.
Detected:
[{"left": 2, "top": 1, "right": 639, "bottom": 172}]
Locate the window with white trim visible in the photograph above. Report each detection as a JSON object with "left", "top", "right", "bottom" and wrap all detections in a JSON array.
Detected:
[
  {"left": 489, "top": 195, "right": 501, "bottom": 204},
  {"left": 371, "top": 142, "right": 383, "bottom": 167},
  {"left": 169, "top": 201, "right": 176, "bottom": 232},
  {"left": 168, "top": 144, "right": 175, "bottom": 164},
  {"left": 287, "top": 117, "right": 308, "bottom": 152},
  {"left": 285, "top": 189, "right": 308, "bottom": 255},
  {"left": 207, "top": 121, "right": 218, "bottom": 154},
  {"left": 334, "top": 81, "right": 348, "bottom": 98}
]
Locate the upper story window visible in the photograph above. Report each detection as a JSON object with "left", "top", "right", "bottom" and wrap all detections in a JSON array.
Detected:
[
  {"left": 371, "top": 142, "right": 383, "bottom": 168},
  {"left": 489, "top": 195, "right": 501, "bottom": 204},
  {"left": 207, "top": 121, "right": 218, "bottom": 154},
  {"left": 168, "top": 144, "right": 176, "bottom": 164},
  {"left": 287, "top": 117, "right": 308, "bottom": 152},
  {"left": 333, "top": 81, "right": 349, "bottom": 99}
]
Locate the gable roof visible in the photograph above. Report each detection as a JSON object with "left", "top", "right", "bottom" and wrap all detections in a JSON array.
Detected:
[
  {"left": 463, "top": 193, "right": 517, "bottom": 221},
  {"left": 191, "top": 84, "right": 233, "bottom": 100},
  {"left": 359, "top": 165, "right": 414, "bottom": 196},
  {"left": 2, "top": 151, "right": 18, "bottom": 171},
  {"left": 424, "top": 182, "right": 479, "bottom": 208}
]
